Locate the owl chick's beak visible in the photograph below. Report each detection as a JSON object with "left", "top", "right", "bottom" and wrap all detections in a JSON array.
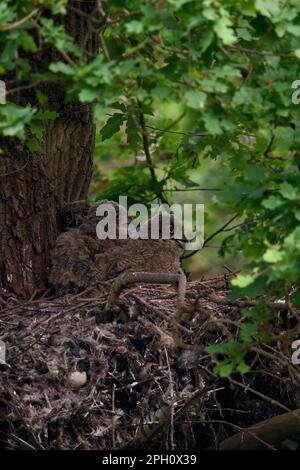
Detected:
[
  {"left": 175, "top": 234, "right": 188, "bottom": 250},
  {"left": 168, "top": 219, "right": 188, "bottom": 249},
  {"left": 73, "top": 215, "right": 83, "bottom": 227}
]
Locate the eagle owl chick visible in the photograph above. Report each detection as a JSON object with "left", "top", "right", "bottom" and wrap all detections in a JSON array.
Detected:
[{"left": 49, "top": 201, "right": 184, "bottom": 294}]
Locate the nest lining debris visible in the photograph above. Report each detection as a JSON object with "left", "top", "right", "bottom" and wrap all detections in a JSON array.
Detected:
[{"left": 0, "top": 277, "right": 298, "bottom": 450}]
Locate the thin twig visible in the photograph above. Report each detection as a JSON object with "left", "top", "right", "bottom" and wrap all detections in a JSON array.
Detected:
[
  {"left": 228, "top": 377, "right": 290, "bottom": 412},
  {"left": 0, "top": 8, "right": 39, "bottom": 31},
  {"left": 164, "top": 187, "right": 223, "bottom": 192},
  {"left": 226, "top": 45, "right": 293, "bottom": 58},
  {"left": 145, "top": 125, "right": 210, "bottom": 138},
  {"left": 155, "top": 112, "right": 186, "bottom": 138},
  {"left": 164, "top": 347, "right": 175, "bottom": 450},
  {"left": 182, "top": 214, "right": 239, "bottom": 260},
  {"left": 112, "top": 383, "right": 116, "bottom": 449},
  {"left": 100, "top": 33, "right": 111, "bottom": 60},
  {"left": 139, "top": 108, "right": 168, "bottom": 204},
  {"left": 9, "top": 434, "right": 37, "bottom": 450}
]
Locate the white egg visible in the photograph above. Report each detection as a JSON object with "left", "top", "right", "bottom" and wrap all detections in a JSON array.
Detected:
[{"left": 68, "top": 371, "right": 87, "bottom": 389}]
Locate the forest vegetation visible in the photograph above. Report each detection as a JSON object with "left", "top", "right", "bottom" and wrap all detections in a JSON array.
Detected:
[{"left": 0, "top": 0, "right": 300, "bottom": 451}]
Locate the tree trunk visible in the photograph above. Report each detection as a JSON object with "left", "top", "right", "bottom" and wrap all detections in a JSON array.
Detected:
[{"left": 0, "top": 1, "right": 101, "bottom": 297}]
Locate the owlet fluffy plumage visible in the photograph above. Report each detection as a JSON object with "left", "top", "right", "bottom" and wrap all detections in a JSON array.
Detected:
[{"left": 49, "top": 200, "right": 184, "bottom": 294}]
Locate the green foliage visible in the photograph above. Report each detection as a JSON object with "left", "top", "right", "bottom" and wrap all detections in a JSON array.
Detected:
[
  {"left": 1, "top": 0, "right": 300, "bottom": 375},
  {"left": 0, "top": 103, "right": 36, "bottom": 138},
  {"left": 100, "top": 113, "right": 126, "bottom": 141}
]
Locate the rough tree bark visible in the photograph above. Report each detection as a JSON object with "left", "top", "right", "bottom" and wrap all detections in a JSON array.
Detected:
[{"left": 0, "top": 1, "right": 101, "bottom": 297}]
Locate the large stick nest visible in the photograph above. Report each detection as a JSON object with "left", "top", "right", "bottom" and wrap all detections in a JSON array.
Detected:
[{"left": 0, "top": 277, "right": 299, "bottom": 450}]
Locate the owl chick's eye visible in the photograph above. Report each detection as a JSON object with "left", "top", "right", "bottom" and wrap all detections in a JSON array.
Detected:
[{"left": 66, "top": 215, "right": 76, "bottom": 226}]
